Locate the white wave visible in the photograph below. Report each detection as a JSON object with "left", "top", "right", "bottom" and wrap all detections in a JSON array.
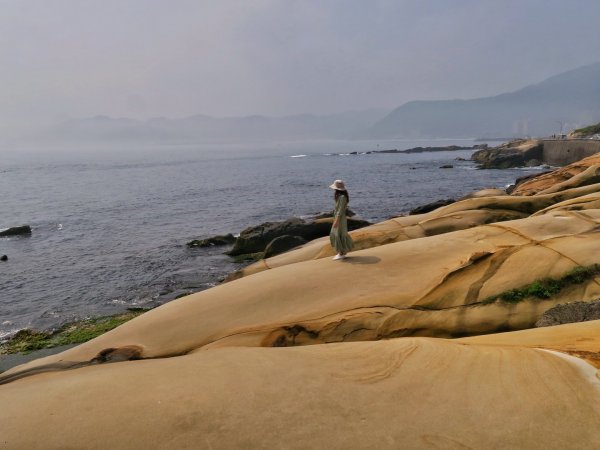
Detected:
[
  {"left": 0, "top": 328, "right": 21, "bottom": 341},
  {"left": 517, "top": 165, "right": 554, "bottom": 170},
  {"left": 290, "top": 154, "right": 307, "bottom": 158}
]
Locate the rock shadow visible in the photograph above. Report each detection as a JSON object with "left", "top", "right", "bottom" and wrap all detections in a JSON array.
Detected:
[{"left": 343, "top": 256, "right": 381, "bottom": 265}]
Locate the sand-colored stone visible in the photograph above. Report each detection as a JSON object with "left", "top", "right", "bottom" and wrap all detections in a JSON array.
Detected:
[
  {"left": 511, "top": 153, "right": 600, "bottom": 195},
  {"left": 459, "top": 318, "right": 600, "bottom": 367},
  {"left": 2, "top": 322, "right": 600, "bottom": 449},
  {"left": 4, "top": 208, "right": 600, "bottom": 385},
  {"left": 533, "top": 192, "right": 600, "bottom": 216},
  {"left": 5, "top": 155, "right": 600, "bottom": 448},
  {"left": 460, "top": 187, "right": 507, "bottom": 198},
  {"left": 230, "top": 182, "right": 600, "bottom": 280}
]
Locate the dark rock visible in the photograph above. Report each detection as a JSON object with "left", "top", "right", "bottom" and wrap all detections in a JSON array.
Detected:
[
  {"left": 187, "top": 233, "right": 236, "bottom": 248},
  {"left": 535, "top": 300, "right": 600, "bottom": 327},
  {"left": 264, "top": 235, "right": 307, "bottom": 258},
  {"left": 231, "top": 252, "right": 264, "bottom": 263},
  {"left": 454, "top": 157, "right": 467, "bottom": 161},
  {"left": 228, "top": 216, "right": 371, "bottom": 256},
  {"left": 374, "top": 145, "right": 475, "bottom": 155},
  {"left": 0, "top": 225, "right": 32, "bottom": 237},
  {"left": 525, "top": 159, "right": 541, "bottom": 167},
  {"left": 0, "top": 255, "right": 7, "bottom": 261},
  {"left": 439, "top": 165, "right": 454, "bottom": 169},
  {"left": 409, "top": 199, "right": 456, "bottom": 215},
  {"left": 471, "top": 141, "right": 543, "bottom": 169}
]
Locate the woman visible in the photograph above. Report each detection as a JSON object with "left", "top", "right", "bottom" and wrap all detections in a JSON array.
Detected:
[{"left": 329, "top": 179, "right": 353, "bottom": 260}]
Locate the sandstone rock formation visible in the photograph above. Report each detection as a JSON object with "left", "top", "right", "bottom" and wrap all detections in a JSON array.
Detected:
[
  {"left": 4, "top": 207, "right": 600, "bottom": 381},
  {"left": 1, "top": 322, "right": 600, "bottom": 449},
  {"left": 229, "top": 182, "right": 600, "bottom": 280},
  {"left": 3, "top": 156, "right": 600, "bottom": 449},
  {"left": 511, "top": 153, "right": 600, "bottom": 195},
  {"left": 472, "top": 139, "right": 543, "bottom": 168}
]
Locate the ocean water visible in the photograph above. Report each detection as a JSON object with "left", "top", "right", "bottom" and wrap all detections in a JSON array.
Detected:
[{"left": 0, "top": 139, "right": 543, "bottom": 338}]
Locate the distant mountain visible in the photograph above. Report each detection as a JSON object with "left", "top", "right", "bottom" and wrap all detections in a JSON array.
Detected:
[
  {"left": 369, "top": 62, "right": 600, "bottom": 139},
  {"left": 35, "top": 109, "right": 389, "bottom": 145}
]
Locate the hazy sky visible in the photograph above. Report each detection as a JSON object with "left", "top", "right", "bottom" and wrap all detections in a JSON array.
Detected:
[{"left": 2, "top": 0, "right": 600, "bottom": 134}]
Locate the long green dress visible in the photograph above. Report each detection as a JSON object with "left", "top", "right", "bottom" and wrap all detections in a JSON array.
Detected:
[{"left": 329, "top": 194, "right": 353, "bottom": 254}]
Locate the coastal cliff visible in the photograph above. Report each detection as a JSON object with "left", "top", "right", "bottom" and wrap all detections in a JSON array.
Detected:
[
  {"left": 3, "top": 154, "right": 600, "bottom": 448},
  {"left": 472, "top": 138, "right": 600, "bottom": 168}
]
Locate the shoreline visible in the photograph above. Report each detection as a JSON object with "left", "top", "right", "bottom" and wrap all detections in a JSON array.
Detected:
[
  {"left": 0, "top": 155, "right": 563, "bottom": 367},
  {"left": 0, "top": 143, "right": 573, "bottom": 367},
  {"left": 4, "top": 150, "right": 600, "bottom": 447}
]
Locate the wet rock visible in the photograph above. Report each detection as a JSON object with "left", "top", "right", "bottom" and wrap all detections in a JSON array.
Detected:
[
  {"left": 439, "top": 165, "right": 453, "bottom": 169},
  {"left": 0, "top": 225, "right": 32, "bottom": 237},
  {"left": 1, "top": 255, "right": 7, "bottom": 261},
  {"left": 228, "top": 217, "right": 370, "bottom": 256},
  {"left": 187, "top": 233, "right": 236, "bottom": 248},
  {"left": 264, "top": 235, "right": 307, "bottom": 258},
  {"left": 409, "top": 199, "right": 455, "bottom": 215}
]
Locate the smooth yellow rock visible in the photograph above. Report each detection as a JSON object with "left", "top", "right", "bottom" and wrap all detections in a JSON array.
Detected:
[
  {"left": 511, "top": 153, "right": 600, "bottom": 195},
  {"left": 2, "top": 327, "right": 600, "bottom": 449},
  {"left": 231, "top": 183, "right": 600, "bottom": 279},
  {"left": 4, "top": 209, "right": 600, "bottom": 385}
]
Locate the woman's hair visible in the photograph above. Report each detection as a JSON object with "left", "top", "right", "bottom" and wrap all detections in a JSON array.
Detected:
[{"left": 334, "top": 189, "right": 349, "bottom": 203}]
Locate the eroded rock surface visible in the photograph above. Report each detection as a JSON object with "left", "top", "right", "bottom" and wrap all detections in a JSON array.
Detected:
[
  {"left": 511, "top": 153, "right": 600, "bottom": 195},
  {"left": 4, "top": 155, "right": 600, "bottom": 449},
  {"left": 229, "top": 182, "right": 600, "bottom": 280},
  {"left": 2, "top": 323, "right": 600, "bottom": 449},
  {"left": 472, "top": 139, "right": 543, "bottom": 168}
]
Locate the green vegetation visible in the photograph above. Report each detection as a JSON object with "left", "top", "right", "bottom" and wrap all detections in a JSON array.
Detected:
[
  {"left": 572, "top": 122, "right": 600, "bottom": 137},
  {"left": 0, "top": 308, "right": 148, "bottom": 355},
  {"left": 482, "top": 264, "right": 600, "bottom": 305}
]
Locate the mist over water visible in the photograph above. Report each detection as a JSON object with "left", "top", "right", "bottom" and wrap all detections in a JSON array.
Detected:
[{"left": 1, "top": 139, "right": 543, "bottom": 338}]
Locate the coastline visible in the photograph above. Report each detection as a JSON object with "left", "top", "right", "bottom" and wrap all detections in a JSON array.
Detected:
[
  {"left": 0, "top": 147, "right": 596, "bottom": 364},
  {"left": 3, "top": 149, "right": 600, "bottom": 447}
]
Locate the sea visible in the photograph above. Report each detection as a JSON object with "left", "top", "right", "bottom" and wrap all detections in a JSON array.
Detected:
[{"left": 0, "top": 139, "right": 544, "bottom": 339}]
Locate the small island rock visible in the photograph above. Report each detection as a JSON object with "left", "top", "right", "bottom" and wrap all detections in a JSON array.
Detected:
[{"left": 0, "top": 225, "right": 32, "bottom": 237}]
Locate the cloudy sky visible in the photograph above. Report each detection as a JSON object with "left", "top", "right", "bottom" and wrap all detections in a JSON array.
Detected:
[{"left": 2, "top": 0, "right": 600, "bottom": 135}]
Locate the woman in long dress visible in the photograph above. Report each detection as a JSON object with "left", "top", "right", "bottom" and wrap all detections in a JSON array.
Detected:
[{"left": 329, "top": 179, "right": 353, "bottom": 260}]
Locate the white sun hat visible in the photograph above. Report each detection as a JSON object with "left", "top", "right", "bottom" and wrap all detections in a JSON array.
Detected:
[{"left": 329, "top": 179, "right": 347, "bottom": 190}]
